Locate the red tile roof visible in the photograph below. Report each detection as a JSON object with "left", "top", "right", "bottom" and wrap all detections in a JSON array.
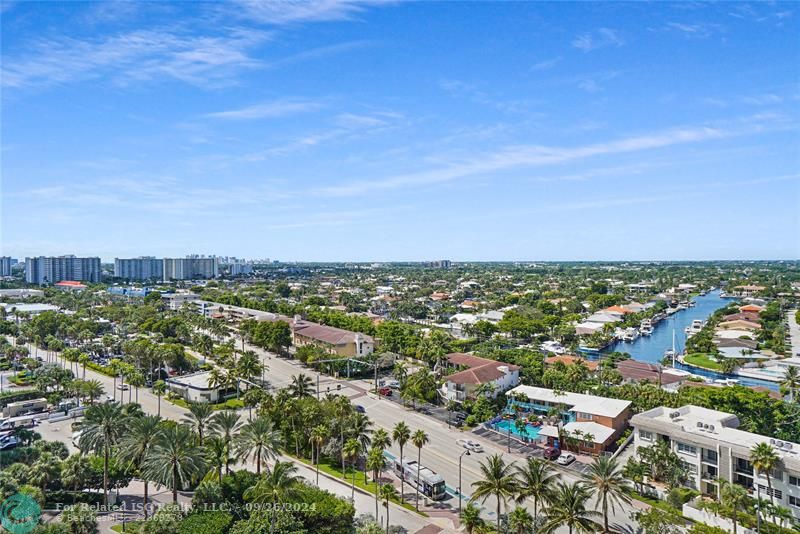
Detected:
[
  {"left": 293, "top": 320, "right": 373, "bottom": 346},
  {"left": 615, "top": 360, "right": 684, "bottom": 385},
  {"left": 544, "top": 355, "right": 599, "bottom": 371},
  {"left": 55, "top": 281, "right": 87, "bottom": 288},
  {"left": 444, "top": 353, "right": 519, "bottom": 386}
]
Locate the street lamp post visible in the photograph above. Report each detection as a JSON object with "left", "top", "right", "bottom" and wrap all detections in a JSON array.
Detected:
[{"left": 458, "top": 449, "right": 470, "bottom": 518}]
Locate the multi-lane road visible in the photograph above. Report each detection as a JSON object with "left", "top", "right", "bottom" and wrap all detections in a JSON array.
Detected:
[{"left": 12, "top": 337, "right": 646, "bottom": 532}]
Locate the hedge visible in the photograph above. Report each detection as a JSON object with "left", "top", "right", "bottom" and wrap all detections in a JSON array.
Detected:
[
  {"left": 0, "top": 389, "right": 40, "bottom": 408},
  {"left": 178, "top": 511, "right": 233, "bottom": 534}
]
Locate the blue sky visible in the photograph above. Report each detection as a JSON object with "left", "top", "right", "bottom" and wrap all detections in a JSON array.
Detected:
[{"left": 1, "top": 1, "right": 798, "bottom": 262}]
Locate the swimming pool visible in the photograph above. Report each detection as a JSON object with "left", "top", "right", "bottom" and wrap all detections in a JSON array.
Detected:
[{"left": 493, "top": 419, "right": 543, "bottom": 440}]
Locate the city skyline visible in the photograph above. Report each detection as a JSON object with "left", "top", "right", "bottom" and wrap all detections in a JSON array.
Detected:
[{"left": 2, "top": 1, "right": 799, "bottom": 261}]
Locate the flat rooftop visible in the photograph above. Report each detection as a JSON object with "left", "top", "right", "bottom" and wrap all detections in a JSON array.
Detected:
[
  {"left": 166, "top": 371, "right": 215, "bottom": 390},
  {"left": 508, "top": 385, "right": 631, "bottom": 418},
  {"left": 633, "top": 405, "right": 800, "bottom": 464}
]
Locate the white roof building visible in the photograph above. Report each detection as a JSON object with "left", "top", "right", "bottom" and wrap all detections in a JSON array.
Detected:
[{"left": 507, "top": 385, "right": 631, "bottom": 419}]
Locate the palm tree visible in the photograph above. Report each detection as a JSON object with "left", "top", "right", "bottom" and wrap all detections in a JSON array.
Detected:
[
  {"left": 541, "top": 482, "right": 601, "bottom": 534},
  {"left": 183, "top": 402, "right": 214, "bottom": 445},
  {"left": 310, "top": 424, "right": 329, "bottom": 485},
  {"left": 332, "top": 396, "right": 352, "bottom": 473},
  {"left": 128, "top": 371, "right": 145, "bottom": 404},
  {"left": 204, "top": 436, "right": 229, "bottom": 482},
  {"left": 211, "top": 410, "right": 242, "bottom": 473},
  {"left": 343, "top": 438, "right": 361, "bottom": 501},
  {"left": 719, "top": 479, "right": 748, "bottom": 534},
  {"left": 82, "top": 379, "right": 104, "bottom": 405},
  {"left": 235, "top": 416, "right": 281, "bottom": 475},
  {"left": 373, "top": 428, "right": 391, "bottom": 451},
  {"left": 781, "top": 365, "right": 800, "bottom": 402},
  {"left": 411, "top": 429, "right": 429, "bottom": 511},
  {"left": 289, "top": 373, "right": 314, "bottom": 398},
  {"left": 750, "top": 442, "right": 779, "bottom": 505},
  {"left": 243, "top": 461, "right": 302, "bottom": 534},
  {"left": 471, "top": 453, "right": 519, "bottom": 533},
  {"left": 581, "top": 456, "right": 631, "bottom": 532},
  {"left": 118, "top": 415, "right": 162, "bottom": 519},
  {"left": 461, "top": 501, "right": 485, "bottom": 534},
  {"left": 509, "top": 506, "right": 534, "bottom": 534},
  {"left": 392, "top": 421, "right": 411, "bottom": 502},
  {"left": 207, "top": 367, "right": 229, "bottom": 393},
  {"left": 61, "top": 454, "right": 91, "bottom": 493},
  {"left": 380, "top": 483, "right": 398, "bottom": 533},
  {"left": 237, "top": 351, "right": 263, "bottom": 389},
  {"left": 78, "top": 353, "right": 89, "bottom": 380},
  {"left": 516, "top": 456, "right": 559, "bottom": 518},
  {"left": 76, "top": 402, "right": 127, "bottom": 505},
  {"left": 152, "top": 380, "right": 166, "bottom": 417},
  {"left": 367, "top": 447, "right": 386, "bottom": 522},
  {"left": 141, "top": 424, "right": 207, "bottom": 503},
  {"left": 622, "top": 458, "right": 649, "bottom": 494}
]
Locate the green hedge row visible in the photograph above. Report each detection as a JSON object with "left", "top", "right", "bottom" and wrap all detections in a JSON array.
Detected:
[
  {"left": 0, "top": 389, "right": 40, "bottom": 408},
  {"left": 179, "top": 511, "right": 232, "bottom": 534}
]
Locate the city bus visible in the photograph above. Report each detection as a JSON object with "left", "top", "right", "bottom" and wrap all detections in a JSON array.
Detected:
[{"left": 392, "top": 458, "right": 447, "bottom": 500}]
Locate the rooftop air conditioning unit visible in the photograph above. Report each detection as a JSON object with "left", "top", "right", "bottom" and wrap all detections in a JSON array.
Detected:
[
  {"left": 703, "top": 423, "right": 710, "bottom": 430},
  {"left": 777, "top": 441, "right": 785, "bottom": 448},
  {"left": 708, "top": 425, "right": 715, "bottom": 432},
  {"left": 696, "top": 422, "right": 703, "bottom": 428}
]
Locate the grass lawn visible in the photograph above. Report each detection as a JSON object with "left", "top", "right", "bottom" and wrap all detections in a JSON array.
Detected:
[
  {"left": 110, "top": 520, "right": 144, "bottom": 532},
  {"left": 296, "top": 457, "right": 424, "bottom": 515},
  {"left": 683, "top": 353, "right": 722, "bottom": 371}
]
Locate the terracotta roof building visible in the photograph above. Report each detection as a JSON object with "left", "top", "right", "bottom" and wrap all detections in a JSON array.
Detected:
[
  {"left": 440, "top": 353, "right": 520, "bottom": 402},
  {"left": 291, "top": 317, "right": 374, "bottom": 358}
]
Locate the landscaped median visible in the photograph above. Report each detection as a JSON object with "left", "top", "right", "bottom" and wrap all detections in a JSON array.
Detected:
[
  {"left": 293, "top": 456, "right": 427, "bottom": 516},
  {"left": 164, "top": 395, "right": 244, "bottom": 410}
]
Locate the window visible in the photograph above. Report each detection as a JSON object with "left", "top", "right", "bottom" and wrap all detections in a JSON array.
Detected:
[
  {"left": 790, "top": 496, "right": 800, "bottom": 509},
  {"left": 677, "top": 442, "right": 697, "bottom": 455},
  {"left": 639, "top": 430, "right": 653, "bottom": 442},
  {"left": 578, "top": 412, "right": 593, "bottom": 421},
  {"left": 789, "top": 475, "right": 800, "bottom": 487},
  {"left": 758, "top": 485, "right": 783, "bottom": 500},
  {"left": 682, "top": 461, "right": 698, "bottom": 475}
]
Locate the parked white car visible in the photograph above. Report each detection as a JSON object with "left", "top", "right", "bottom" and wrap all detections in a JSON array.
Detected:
[{"left": 556, "top": 453, "right": 576, "bottom": 466}]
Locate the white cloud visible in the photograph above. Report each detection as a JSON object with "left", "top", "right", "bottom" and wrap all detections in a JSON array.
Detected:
[
  {"left": 204, "top": 99, "right": 323, "bottom": 120},
  {"left": 2, "top": 27, "right": 270, "bottom": 89},
  {"left": 572, "top": 28, "right": 624, "bottom": 52},
  {"left": 312, "top": 115, "right": 779, "bottom": 197},
  {"left": 531, "top": 56, "right": 562, "bottom": 71},
  {"left": 232, "top": 0, "right": 388, "bottom": 25}
]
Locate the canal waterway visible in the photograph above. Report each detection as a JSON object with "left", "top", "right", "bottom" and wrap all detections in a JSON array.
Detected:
[{"left": 602, "top": 289, "right": 779, "bottom": 391}]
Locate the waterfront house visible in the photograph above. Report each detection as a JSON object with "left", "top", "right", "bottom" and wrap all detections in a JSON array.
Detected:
[
  {"left": 717, "top": 319, "right": 761, "bottom": 332},
  {"left": 615, "top": 360, "right": 687, "bottom": 388},
  {"left": 714, "top": 337, "right": 759, "bottom": 350},
  {"left": 733, "top": 285, "right": 767, "bottom": 297},
  {"left": 740, "top": 304, "right": 765, "bottom": 314},
  {"left": 439, "top": 353, "right": 520, "bottom": 402},
  {"left": 575, "top": 321, "right": 607, "bottom": 336},
  {"left": 506, "top": 385, "right": 632, "bottom": 454},
  {"left": 544, "top": 354, "right": 599, "bottom": 371},
  {"left": 632, "top": 404, "right": 800, "bottom": 520}
]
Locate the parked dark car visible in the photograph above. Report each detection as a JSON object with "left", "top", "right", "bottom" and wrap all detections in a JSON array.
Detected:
[
  {"left": 355, "top": 405, "right": 366, "bottom": 413},
  {"left": 543, "top": 446, "right": 561, "bottom": 460}
]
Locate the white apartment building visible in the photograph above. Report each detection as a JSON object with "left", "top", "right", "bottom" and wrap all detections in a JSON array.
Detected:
[
  {"left": 632, "top": 405, "right": 800, "bottom": 520},
  {"left": 114, "top": 257, "right": 164, "bottom": 280},
  {"left": 162, "top": 257, "right": 218, "bottom": 281},
  {"left": 25, "top": 256, "right": 102, "bottom": 285}
]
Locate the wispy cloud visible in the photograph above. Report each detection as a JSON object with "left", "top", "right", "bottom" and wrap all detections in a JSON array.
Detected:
[
  {"left": 204, "top": 98, "right": 323, "bottom": 120},
  {"left": 2, "top": 27, "right": 270, "bottom": 89},
  {"left": 663, "top": 21, "right": 724, "bottom": 38},
  {"left": 531, "top": 56, "right": 562, "bottom": 71},
  {"left": 231, "top": 0, "right": 388, "bottom": 25},
  {"left": 572, "top": 28, "right": 624, "bottom": 52},
  {"left": 312, "top": 115, "right": 781, "bottom": 197},
  {"left": 242, "top": 110, "right": 402, "bottom": 161}
]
